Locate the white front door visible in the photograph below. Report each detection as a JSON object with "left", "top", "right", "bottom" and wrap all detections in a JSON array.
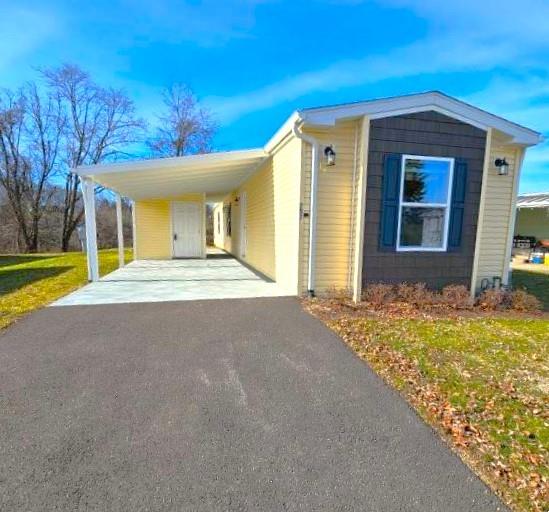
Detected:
[{"left": 172, "top": 202, "right": 202, "bottom": 258}]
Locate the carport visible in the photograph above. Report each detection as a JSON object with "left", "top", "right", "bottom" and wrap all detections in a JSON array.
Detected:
[
  {"left": 64, "top": 149, "right": 294, "bottom": 305},
  {"left": 76, "top": 149, "right": 267, "bottom": 280}
]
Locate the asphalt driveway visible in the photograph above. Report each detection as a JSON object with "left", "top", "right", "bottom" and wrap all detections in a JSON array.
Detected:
[{"left": 0, "top": 297, "right": 506, "bottom": 511}]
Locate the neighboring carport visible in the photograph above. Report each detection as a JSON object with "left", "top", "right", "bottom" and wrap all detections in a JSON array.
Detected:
[{"left": 515, "top": 192, "right": 549, "bottom": 241}]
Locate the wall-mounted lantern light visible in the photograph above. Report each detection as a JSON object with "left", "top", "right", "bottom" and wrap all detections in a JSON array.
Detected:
[
  {"left": 495, "top": 158, "right": 509, "bottom": 176},
  {"left": 324, "top": 145, "right": 336, "bottom": 166}
]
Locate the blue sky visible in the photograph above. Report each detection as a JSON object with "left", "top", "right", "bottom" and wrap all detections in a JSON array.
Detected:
[{"left": 2, "top": 0, "right": 548, "bottom": 192}]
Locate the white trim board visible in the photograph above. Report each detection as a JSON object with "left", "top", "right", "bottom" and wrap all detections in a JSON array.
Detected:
[
  {"left": 470, "top": 128, "right": 493, "bottom": 296},
  {"left": 352, "top": 116, "right": 371, "bottom": 302}
]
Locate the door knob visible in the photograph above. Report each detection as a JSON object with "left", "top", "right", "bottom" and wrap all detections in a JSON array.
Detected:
[{"left": 173, "top": 233, "right": 178, "bottom": 241}]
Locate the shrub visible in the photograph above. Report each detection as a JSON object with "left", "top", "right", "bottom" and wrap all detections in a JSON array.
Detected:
[
  {"left": 363, "top": 283, "right": 395, "bottom": 308},
  {"left": 395, "top": 282, "right": 434, "bottom": 307},
  {"left": 476, "top": 288, "right": 541, "bottom": 312},
  {"left": 476, "top": 289, "right": 507, "bottom": 310},
  {"left": 357, "top": 282, "right": 540, "bottom": 314},
  {"left": 410, "top": 282, "right": 434, "bottom": 307},
  {"left": 509, "top": 289, "right": 541, "bottom": 312},
  {"left": 440, "top": 285, "right": 473, "bottom": 309},
  {"left": 395, "top": 282, "right": 416, "bottom": 302}
]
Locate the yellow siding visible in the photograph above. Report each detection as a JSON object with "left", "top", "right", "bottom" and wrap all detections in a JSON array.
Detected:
[
  {"left": 134, "top": 199, "right": 171, "bottom": 259},
  {"left": 300, "top": 119, "right": 360, "bottom": 293},
  {"left": 134, "top": 194, "right": 203, "bottom": 259},
  {"left": 272, "top": 135, "right": 302, "bottom": 293},
  {"left": 218, "top": 135, "right": 302, "bottom": 292},
  {"left": 239, "top": 159, "right": 276, "bottom": 279},
  {"left": 474, "top": 133, "right": 521, "bottom": 289}
]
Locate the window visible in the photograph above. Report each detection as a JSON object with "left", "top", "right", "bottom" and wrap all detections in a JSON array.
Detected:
[{"left": 396, "top": 155, "right": 454, "bottom": 251}]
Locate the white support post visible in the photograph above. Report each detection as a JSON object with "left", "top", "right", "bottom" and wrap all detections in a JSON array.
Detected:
[
  {"left": 81, "top": 177, "right": 99, "bottom": 282},
  {"left": 115, "top": 193, "right": 125, "bottom": 268},
  {"left": 131, "top": 200, "right": 137, "bottom": 260},
  {"left": 202, "top": 193, "right": 207, "bottom": 259}
]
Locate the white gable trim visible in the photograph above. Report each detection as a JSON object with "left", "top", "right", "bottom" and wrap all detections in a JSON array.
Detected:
[{"left": 297, "top": 92, "right": 542, "bottom": 146}]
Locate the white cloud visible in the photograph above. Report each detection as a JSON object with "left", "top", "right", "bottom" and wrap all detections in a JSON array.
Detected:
[
  {"left": 206, "top": 34, "right": 524, "bottom": 123},
  {"left": 464, "top": 75, "right": 549, "bottom": 132},
  {"left": 110, "top": 0, "right": 276, "bottom": 47},
  {"left": 463, "top": 74, "right": 549, "bottom": 192},
  {"left": 374, "top": 0, "right": 549, "bottom": 41},
  {"left": 0, "top": 6, "right": 60, "bottom": 75},
  {"left": 206, "top": 0, "right": 549, "bottom": 123}
]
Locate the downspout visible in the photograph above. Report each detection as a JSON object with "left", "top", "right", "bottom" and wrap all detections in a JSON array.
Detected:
[{"left": 292, "top": 120, "right": 320, "bottom": 297}]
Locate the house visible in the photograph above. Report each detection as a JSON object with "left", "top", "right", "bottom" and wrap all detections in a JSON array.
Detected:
[
  {"left": 514, "top": 193, "right": 549, "bottom": 243},
  {"left": 75, "top": 92, "right": 542, "bottom": 301}
]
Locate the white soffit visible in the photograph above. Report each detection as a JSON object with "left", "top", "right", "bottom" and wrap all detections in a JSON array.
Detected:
[
  {"left": 297, "top": 91, "right": 542, "bottom": 146},
  {"left": 75, "top": 149, "right": 267, "bottom": 200}
]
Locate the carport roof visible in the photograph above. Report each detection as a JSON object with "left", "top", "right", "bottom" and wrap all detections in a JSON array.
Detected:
[{"left": 75, "top": 148, "right": 267, "bottom": 201}]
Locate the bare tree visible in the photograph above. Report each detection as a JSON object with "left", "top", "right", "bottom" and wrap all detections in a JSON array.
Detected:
[
  {"left": 0, "top": 67, "right": 218, "bottom": 254},
  {"left": 148, "top": 84, "right": 216, "bottom": 157},
  {"left": 0, "top": 84, "right": 63, "bottom": 252},
  {"left": 94, "top": 194, "right": 133, "bottom": 249},
  {"left": 42, "top": 64, "right": 145, "bottom": 251},
  {"left": 0, "top": 186, "right": 21, "bottom": 252},
  {"left": 25, "top": 82, "right": 65, "bottom": 251}
]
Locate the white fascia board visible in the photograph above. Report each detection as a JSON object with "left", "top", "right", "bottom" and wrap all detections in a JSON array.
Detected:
[
  {"left": 264, "top": 111, "right": 301, "bottom": 153},
  {"left": 74, "top": 148, "right": 268, "bottom": 177},
  {"left": 300, "top": 92, "right": 436, "bottom": 125},
  {"left": 298, "top": 92, "right": 542, "bottom": 146}
]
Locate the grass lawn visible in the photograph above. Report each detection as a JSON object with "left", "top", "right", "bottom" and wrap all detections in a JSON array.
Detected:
[
  {"left": 306, "top": 301, "right": 548, "bottom": 512},
  {"left": 512, "top": 264, "right": 549, "bottom": 311},
  {"left": 0, "top": 249, "right": 131, "bottom": 330}
]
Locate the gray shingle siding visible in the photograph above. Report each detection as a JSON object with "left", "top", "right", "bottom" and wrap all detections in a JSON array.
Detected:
[{"left": 362, "top": 111, "right": 486, "bottom": 289}]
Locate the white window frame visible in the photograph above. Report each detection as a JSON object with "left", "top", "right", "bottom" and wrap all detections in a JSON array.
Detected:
[{"left": 396, "top": 154, "right": 455, "bottom": 252}]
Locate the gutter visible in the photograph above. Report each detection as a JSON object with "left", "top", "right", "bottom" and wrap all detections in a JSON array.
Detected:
[{"left": 292, "top": 120, "right": 320, "bottom": 297}]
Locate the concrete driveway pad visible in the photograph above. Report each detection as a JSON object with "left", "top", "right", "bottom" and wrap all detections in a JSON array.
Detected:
[
  {"left": 0, "top": 298, "right": 506, "bottom": 511},
  {"left": 53, "top": 257, "right": 290, "bottom": 306}
]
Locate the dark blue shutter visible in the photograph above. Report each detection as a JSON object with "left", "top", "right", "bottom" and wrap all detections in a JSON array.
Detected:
[
  {"left": 379, "top": 153, "right": 402, "bottom": 251},
  {"left": 448, "top": 158, "right": 467, "bottom": 251}
]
